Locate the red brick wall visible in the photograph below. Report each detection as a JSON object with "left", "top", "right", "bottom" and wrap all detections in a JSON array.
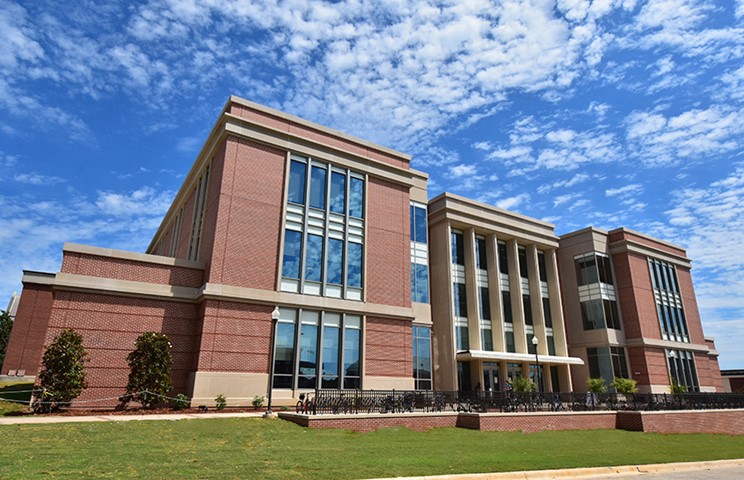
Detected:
[
  {"left": 43, "top": 291, "right": 199, "bottom": 405},
  {"left": 462, "top": 412, "right": 618, "bottom": 433},
  {"left": 1, "top": 283, "right": 53, "bottom": 375},
  {"left": 197, "top": 141, "right": 227, "bottom": 279},
  {"left": 729, "top": 378, "right": 744, "bottom": 393},
  {"left": 366, "top": 177, "right": 410, "bottom": 308},
  {"left": 61, "top": 252, "right": 203, "bottom": 288},
  {"left": 229, "top": 103, "right": 409, "bottom": 170},
  {"left": 205, "top": 137, "right": 284, "bottom": 290},
  {"left": 365, "top": 317, "right": 411, "bottom": 378},
  {"left": 282, "top": 413, "right": 458, "bottom": 432},
  {"left": 677, "top": 268, "right": 705, "bottom": 345},
  {"left": 696, "top": 352, "right": 724, "bottom": 392},
  {"left": 623, "top": 410, "right": 744, "bottom": 435},
  {"left": 195, "top": 300, "right": 272, "bottom": 374},
  {"left": 612, "top": 251, "right": 660, "bottom": 340},
  {"left": 608, "top": 230, "right": 685, "bottom": 257}
]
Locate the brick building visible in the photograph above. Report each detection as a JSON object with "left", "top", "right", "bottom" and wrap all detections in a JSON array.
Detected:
[{"left": 1, "top": 97, "right": 724, "bottom": 403}]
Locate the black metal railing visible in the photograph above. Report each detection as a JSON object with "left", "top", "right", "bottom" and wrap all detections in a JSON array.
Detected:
[{"left": 300, "top": 390, "right": 744, "bottom": 415}]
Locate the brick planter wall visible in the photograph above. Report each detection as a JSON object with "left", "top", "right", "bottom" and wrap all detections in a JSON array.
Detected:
[
  {"left": 618, "top": 409, "right": 744, "bottom": 435},
  {"left": 279, "top": 412, "right": 459, "bottom": 432},
  {"left": 460, "top": 411, "right": 618, "bottom": 433}
]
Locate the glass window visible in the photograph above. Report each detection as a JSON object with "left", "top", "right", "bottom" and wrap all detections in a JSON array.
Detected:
[
  {"left": 523, "top": 295, "right": 533, "bottom": 325},
  {"left": 330, "top": 171, "right": 346, "bottom": 214},
  {"left": 505, "top": 331, "right": 515, "bottom": 352},
  {"left": 527, "top": 335, "right": 537, "bottom": 354},
  {"left": 298, "top": 314, "right": 318, "bottom": 388},
  {"left": 598, "top": 255, "right": 613, "bottom": 285},
  {"left": 456, "top": 325, "right": 469, "bottom": 351},
  {"left": 502, "top": 291, "right": 513, "bottom": 324},
  {"left": 479, "top": 287, "right": 490, "bottom": 320},
  {"left": 343, "top": 321, "right": 361, "bottom": 389},
  {"left": 347, "top": 242, "right": 363, "bottom": 288},
  {"left": 518, "top": 247, "right": 528, "bottom": 279},
  {"left": 547, "top": 335, "right": 556, "bottom": 356},
  {"left": 476, "top": 237, "right": 487, "bottom": 270},
  {"left": 304, "top": 234, "right": 324, "bottom": 282},
  {"left": 610, "top": 347, "right": 628, "bottom": 379},
  {"left": 281, "top": 230, "right": 302, "bottom": 279},
  {"left": 322, "top": 317, "right": 340, "bottom": 389},
  {"left": 273, "top": 321, "right": 296, "bottom": 388},
  {"left": 349, "top": 176, "right": 364, "bottom": 218},
  {"left": 414, "top": 263, "right": 429, "bottom": 303},
  {"left": 309, "top": 165, "right": 327, "bottom": 210},
  {"left": 481, "top": 328, "right": 493, "bottom": 351},
  {"left": 451, "top": 231, "right": 464, "bottom": 266},
  {"left": 413, "top": 205, "right": 427, "bottom": 244},
  {"left": 454, "top": 283, "right": 467, "bottom": 317},
  {"left": 498, "top": 242, "right": 509, "bottom": 274},
  {"left": 538, "top": 251, "right": 547, "bottom": 282},
  {"left": 576, "top": 255, "right": 598, "bottom": 286},
  {"left": 603, "top": 299, "right": 621, "bottom": 330},
  {"left": 288, "top": 160, "right": 307, "bottom": 204},
  {"left": 581, "top": 299, "right": 605, "bottom": 330},
  {"left": 413, "top": 326, "right": 432, "bottom": 390},
  {"left": 542, "top": 297, "right": 552, "bottom": 328},
  {"left": 326, "top": 238, "right": 343, "bottom": 285}
]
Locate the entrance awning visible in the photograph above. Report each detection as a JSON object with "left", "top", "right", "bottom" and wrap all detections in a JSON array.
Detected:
[{"left": 456, "top": 350, "right": 584, "bottom": 366}]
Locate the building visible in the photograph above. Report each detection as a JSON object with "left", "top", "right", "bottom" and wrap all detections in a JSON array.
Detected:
[
  {"left": 722, "top": 370, "right": 744, "bottom": 393},
  {"left": 1, "top": 96, "right": 725, "bottom": 403},
  {"left": 427, "top": 193, "right": 580, "bottom": 393},
  {"left": 557, "top": 227, "right": 723, "bottom": 393}
]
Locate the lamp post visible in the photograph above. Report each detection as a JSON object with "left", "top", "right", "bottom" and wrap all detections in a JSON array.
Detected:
[
  {"left": 532, "top": 336, "right": 540, "bottom": 392},
  {"left": 265, "top": 306, "right": 281, "bottom": 417}
]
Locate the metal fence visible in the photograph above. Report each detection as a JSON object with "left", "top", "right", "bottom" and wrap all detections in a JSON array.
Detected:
[{"left": 299, "top": 389, "right": 744, "bottom": 415}]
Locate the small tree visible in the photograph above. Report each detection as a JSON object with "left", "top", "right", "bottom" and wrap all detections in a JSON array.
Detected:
[
  {"left": 34, "top": 329, "right": 88, "bottom": 412},
  {"left": 586, "top": 377, "right": 608, "bottom": 393},
  {"left": 0, "top": 310, "right": 13, "bottom": 367},
  {"left": 123, "top": 332, "right": 173, "bottom": 408},
  {"left": 512, "top": 375, "right": 535, "bottom": 392},
  {"left": 612, "top": 377, "right": 638, "bottom": 395}
]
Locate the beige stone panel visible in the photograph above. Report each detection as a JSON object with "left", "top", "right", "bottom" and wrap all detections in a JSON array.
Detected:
[
  {"left": 364, "top": 375, "right": 414, "bottom": 390},
  {"left": 189, "top": 371, "right": 269, "bottom": 406},
  {"left": 507, "top": 239, "right": 527, "bottom": 353},
  {"left": 412, "top": 302, "right": 432, "bottom": 325},
  {"left": 486, "top": 234, "right": 504, "bottom": 351},
  {"left": 429, "top": 220, "right": 457, "bottom": 391},
  {"left": 464, "top": 228, "right": 481, "bottom": 350}
]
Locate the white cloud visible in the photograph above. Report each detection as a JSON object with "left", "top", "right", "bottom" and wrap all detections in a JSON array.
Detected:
[
  {"left": 538, "top": 173, "right": 591, "bottom": 193},
  {"left": 0, "top": 0, "right": 44, "bottom": 70},
  {"left": 494, "top": 193, "right": 530, "bottom": 210},
  {"left": 605, "top": 184, "right": 642, "bottom": 197},
  {"left": 95, "top": 186, "right": 174, "bottom": 217},
  {"left": 450, "top": 164, "right": 477, "bottom": 177},
  {"left": 14, "top": 173, "right": 66, "bottom": 186}
]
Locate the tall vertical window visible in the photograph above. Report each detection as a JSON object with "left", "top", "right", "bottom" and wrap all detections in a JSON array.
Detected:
[
  {"left": 280, "top": 155, "right": 365, "bottom": 300},
  {"left": 498, "top": 242, "right": 509, "bottom": 274},
  {"left": 451, "top": 231, "right": 465, "bottom": 266},
  {"left": 188, "top": 165, "right": 210, "bottom": 261},
  {"left": 502, "top": 291, "right": 513, "bottom": 324},
  {"left": 505, "top": 331, "right": 516, "bottom": 353},
  {"left": 576, "top": 253, "right": 613, "bottom": 286},
  {"left": 587, "top": 347, "right": 629, "bottom": 386},
  {"left": 273, "top": 308, "right": 361, "bottom": 390},
  {"left": 537, "top": 251, "right": 547, "bottom": 282},
  {"left": 479, "top": 286, "right": 492, "bottom": 351},
  {"left": 454, "top": 283, "right": 467, "bottom": 317},
  {"left": 454, "top": 282, "right": 469, "bottom": 351},
  {"left": 410, "top": 202, "right": 429, "bottom": 303},
  {"left": 413, "top": 326, "right": 432, "bottom": 390},
  {"left": 667, "top": 349, "right": 698, "bottom": 392},
  {"left": 523, "top": 295, "right": 533, "bottom": 325},
  {"left": 476, "top": 237, "right": 487, "bottom": 270},
  {"left": 169, "top": 209, "right": 183, "bottom": 257},
  {"left": 650, "top": 259, "right": 689, "bottom": 343},
  {"left": 542, "top": 297, "right": 552, "bottom": 328},
  {"left": 518, "top": 246, "right": 529, "bottom": 279}
]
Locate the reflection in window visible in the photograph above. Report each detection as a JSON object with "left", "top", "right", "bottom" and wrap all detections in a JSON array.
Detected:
[
  {"left": 413, "top": 326, "right": 432, "bottom": 390},
  {"left": 481, "top": 328, "right": 493, "bottom": 351},
  {"left": 349, "top": 177, "right": 364, "bottom": 218},
  {"left": 322, "top": 317, "right": 340, "bottom": 388},
  {"left": 347, "top": 242, "right": 363, "bottom": 288},
  {"left": 304, "top": 234, "right": 324, "bottom": 282},
  {"left": 326, "top": 238, "right": 343, "bottom": 285},
  {"left": 413, "top": 263, "right": 429, "bottom": 303},
  {"left": 451, "top": 231, "right": 464, "bottom": 266},
  {"left": 454, "top": 283, "right": 467, "bottom": 317},
  {"left": 273, "top": 319, "right": 296, "bottom": 388},
  {"left": 298, "top": 315, "right": 318, "bottom": 388},
  {"left": 282, "top": 230, "right": 302, "bottom": 279},
  {"left": 344, "top": 318, "right": 361, "bottom": 389},
  {"left": 310, "top": 166, "right": 327, "bottom": 210},
  {"left": 330, "top": 171, "right": 346, "bottom": 214},
  {"left": 288, "top": 160, "right": 307, "bottom": 204}
]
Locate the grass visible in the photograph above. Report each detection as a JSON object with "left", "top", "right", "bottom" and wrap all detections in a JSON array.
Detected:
[
  {"left": 0, "top": 418, "right": 743, "bottom": 479},
  {"left": 0, "top": 381, "right": 33, "bottom": 416}
]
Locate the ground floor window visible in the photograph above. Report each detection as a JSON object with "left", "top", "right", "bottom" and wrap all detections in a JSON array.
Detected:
[
  {"left": 412, "top": 325, "right": 432, "bottom": 390},
  {"left": 529, "top": 364, "right": 544, "bottom": 392},
  {"left": 587, "top": 346, "right": 629, "bottom": 387},
  {"left": 482, "top": 361, "right": 500, "bottom": 392},
  {"left": 667, "top": 349, "right": 699, "bottom": 392},
  {"left": 273, "top": 308, "right": 361, "bottom": 390}
]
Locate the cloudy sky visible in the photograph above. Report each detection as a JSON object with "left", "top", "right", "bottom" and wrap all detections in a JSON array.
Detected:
[{"left": 1, "top": 0, "right": 742, "bottom": 368}]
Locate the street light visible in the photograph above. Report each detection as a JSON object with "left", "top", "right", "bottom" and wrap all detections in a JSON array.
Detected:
[
  {"left": 266, "top": 306, "right": 281, "bottom": 417},
  {"left": 532, "top": 336, "right": 540, "bottom": 392}
]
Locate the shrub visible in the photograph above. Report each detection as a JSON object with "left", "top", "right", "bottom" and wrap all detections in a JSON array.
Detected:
[
  {"left": 215, "top": 394, "right": 227, "bottom": 411},
  {"left": 0, "top": 310, "right": 13, "bottom": 367},
  {"left": 586, "top": 377, "right": 608, "bottom": 393},
  {"left": 511, "top": 375, "right": 535, "bottom": 393},
  {"left": 33, "top": 329, "right": 88, "bottom": 413},
  {"left": 252, "top": 395, "right": 265, "bottom": 409},
  {"left": 671, "top": 384, "right": 688, "bottom": 394},
  {"left": 123, "top": 332, "right": 173, "bottom": 409},
  {"left": 173, "top": 393, "right": 190, "bottom": 410},
  {"left": 612, "top": 377, "right": 638, "bottom": 395}
]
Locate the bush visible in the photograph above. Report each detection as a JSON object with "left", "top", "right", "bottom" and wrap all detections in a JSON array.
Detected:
[
  {"left": 123, "top": 332, "right": 173, "bottom": 409},
  {"left": 0, "top": 310, "right": 13, "bottom": 367},
  {"left": 586, "top": 377, "right": 608, "bottom": 394},
  {"left": 671, "top": 384, "right": 688, "bottom": 394},
  {"left": 252, "top": 395, "right": 265, "bottom": 409},
  {"left": 215, "top": 394, "right": 227, "bottom": 410},
  {"left": 173, "top": 393, "right": 190, "bottom": 410},
  {"left": 612, "top": 377, "right": 638, "bottom": 394},
  {"left": 33, "top": 329, "right": 88, "bottom": 413},
  {"left": 511, "top": 375, "right": 535, "bottom": 393}
]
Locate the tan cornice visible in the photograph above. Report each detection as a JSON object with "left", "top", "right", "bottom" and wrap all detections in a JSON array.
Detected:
[
  {"left": 609, "top": 242, "right": 692, "bottom": 268},
  {"left": 64, "top": 243, "right": 204, "bottom": 269},
  {"left": 625, "top": 337, "right": 710, "bottom": 353},
  {"left": 456, "top": 350, "right": 584, "bottom": 365}
]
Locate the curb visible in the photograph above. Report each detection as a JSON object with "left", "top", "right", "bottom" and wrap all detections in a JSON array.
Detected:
[{"left": 365, "top": 458, "right": 744, "bottom": 480}]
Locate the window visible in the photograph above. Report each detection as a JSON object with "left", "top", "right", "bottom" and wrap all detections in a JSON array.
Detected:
[
  {"left": 456, "top": 324, "right": 469, "bottom": 351},
  {"left": 476, "top": 237, "right": 487, "bottom": 270},
  {"left": 479, "top": 287, "right": 491, "bottom": 320},
  {"left": 537, "top": 250, "right": 547, "bottom": 282},
  {"left": 542, "top": 297, "right": 552, "bottom": 328},
  {"left": 451, "top": 231, "right": 465, "bottom": 266},
  {"left": 413, "top": 326, "right": 432, "bottom": 390},
  {"left": 576, "top": 253, "right": 613, "bottom": 286},
  {"left": 581, "top": 299, "right": 621, "bottom": 331},
  {"left": 603, "top": 299, "right": 621, "bottom": 330},
  {"left": 667, "top": 349, "right": 699, "bottom": 392},
  {"left": 410, "top": 203, "right": 429, "bottom": 303},
  {"left": 498, "top": 241, "right": 508, "bottom": 274},
  {"left": 611, "top": 347, "right": 628, "bottom": 379},
  {"left": 523, "top": 295, "right": 533, "bottom": 326},
  {"left": 505, "top": 331, "right": 516, "bottom": 352},
  {"left": 502, "top": 291, "right": 513, "bottom": 324},
  {"left": 527, "top": 335, "right": 537, "bottom": 354},
  {"left": 547, "top": 335, "right": 556, "bottom": 356},
  {"left": 280, "top": 155, "right": 365, "bottom": 300},
  {"left": 518, "top": 246, "right": 528, "bottom": 279},
  {"left": 598, "top": 255, "right": 614, "bottom": 285},
  {"left": 188, "top": 165, "right": 210, "bottom": 261},
  {"left": 273, "top": 308, "right": 362, "bottom": 390},
  {"left": 587, "top": 346, "right": 629, "bottom": 385},
  {"left": 481, "top": 328, "right": 493, "bottom": 351},
  {"left": 650, "top": 259, "right": 689, "bottom": 342}
]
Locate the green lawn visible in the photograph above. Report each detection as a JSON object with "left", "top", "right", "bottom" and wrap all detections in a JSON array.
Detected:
[
  {"left": 0, "top": 381, "right": 33, "bottom": 416},
  {"left": 0, "top": 418, "right": 742, "bottom": 479}
]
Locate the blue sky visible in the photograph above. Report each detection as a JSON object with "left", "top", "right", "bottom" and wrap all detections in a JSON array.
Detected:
[{"left": 1, "top": 0, "right": 742, "bottom": 369}]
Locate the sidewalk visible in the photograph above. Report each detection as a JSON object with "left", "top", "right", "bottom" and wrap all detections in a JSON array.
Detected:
[{"left": 0, "top": 411, "right": 265, "bottom": 425}]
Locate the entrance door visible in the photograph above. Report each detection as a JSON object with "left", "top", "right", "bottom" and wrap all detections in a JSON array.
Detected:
[{"left": 483, "top": 362, "right": 500, "bottom": 392}]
